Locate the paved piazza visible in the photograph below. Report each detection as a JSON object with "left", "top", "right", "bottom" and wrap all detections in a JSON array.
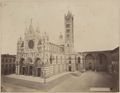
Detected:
[{"left": 2, "top": 71, "right": 116, "bottom": 92}]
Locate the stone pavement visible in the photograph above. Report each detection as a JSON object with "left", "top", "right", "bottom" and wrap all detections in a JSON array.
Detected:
[
  {"left": 2, "top": 71, "right": 81, "bottom": 92},
  {"left": 4, "top": 71, "right": 73, "bottom": 83},
  {"left": 2, "top": 71, "right": 117, "bottom": 92},
  {"left": 49, "top": 71, "right": 117, "bottom": 92},
  {"left": 2, "top": 83, "right": 40, "bottom": 92}
]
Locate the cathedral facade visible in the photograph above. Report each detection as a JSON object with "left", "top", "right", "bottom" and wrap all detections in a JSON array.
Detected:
[
  {"left": 16, "top": 11, "right": 77, "bottom": 78},
  {"left": 16, "top": 11, "right": 119, "bottom": 78}
]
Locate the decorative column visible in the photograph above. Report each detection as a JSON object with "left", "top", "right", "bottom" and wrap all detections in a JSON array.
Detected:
[
  {"left": 94, "top": 55, "right": 97, "bottom": 72},
  {"left": 27, "top": 66, "right": 29, "bottom": 75},
  {"left": 82, "top": 55, "right": 86, "bottom": 71},
  {"left": 18, "top": 65, "right": 20, "bottom": 75},
  {"left": 16, "top": 64, "right": 19, "bottom": 75}
]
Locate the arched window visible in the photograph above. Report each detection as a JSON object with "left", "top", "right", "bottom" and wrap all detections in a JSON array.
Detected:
[
  {"left": 69, "top": 57, "right": 71, "bottom": 60},
  {"left": 98, "top": 54, "right": 107, "bottom": 65},
  {"left": 56, "top": 56, "right": 58, "bottom": 63},
  {"left": 78, "top": 57, "right": 80, "bottom": 63},
  {"left": 66, "top": 24, "right": 70, "bottom": 28},
  {"left": 67, "top": 34, "right": 70, "bottom": 38},
  {"left": 66, "top": 29, "right": 70, "bottom": 33},
  {"left": 69, "top": 57, "right": 71, "bottom": 64},
  {"left": 50, "top": 55, "right": 52, "bottom": 64},
  {"left": 67, "top": 44, "right": 69, "bottom": 47}
]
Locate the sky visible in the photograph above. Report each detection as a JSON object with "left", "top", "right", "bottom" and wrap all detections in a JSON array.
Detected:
[{"left": 1, "top": 0, "right": 120, "bottom": 54}]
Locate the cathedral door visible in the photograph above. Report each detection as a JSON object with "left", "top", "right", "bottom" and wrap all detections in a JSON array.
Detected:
[
  {"left": 29, "top": 66, "right": 33, "bottom": 75},
  {"left": 23, "top": 67, "right": 26, "bottom": 75},
  {"left": 37, "top": 68, "right": 41, "bottom": 77},
  {"left": 69, "top": 66, "right": 72, "bottom": 71},
  {"left": 88, "top": 63, "right": 92, "bottom": 70}
]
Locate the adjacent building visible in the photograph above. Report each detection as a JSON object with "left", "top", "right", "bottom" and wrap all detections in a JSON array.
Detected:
[
  {"left": 111, "top": 47, "right": 119, "bottom": 74},
  {"left": 1, "top": 54, "right": 16, "bottom": 75}
]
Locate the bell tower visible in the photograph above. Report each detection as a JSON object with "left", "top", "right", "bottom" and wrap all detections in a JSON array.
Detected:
[{"left": 64, "top": 11, "right": 74, "bottom": 53}]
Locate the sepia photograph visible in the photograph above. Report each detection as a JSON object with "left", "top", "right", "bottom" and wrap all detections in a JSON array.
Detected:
[{"left": 1, "top": 0, "right": 119, "bottom": 92}]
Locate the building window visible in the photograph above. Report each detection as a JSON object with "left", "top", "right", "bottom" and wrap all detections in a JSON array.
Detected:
[
  {"left": 56, "top": 56, "right": 58, "bottom": 63},
  {"left": 66, "top": 29, "right": 70, "bottom": 33},
  {"left": 69, "top": 57, "right": 71, "bottom": 64},
  {"left": 13, "top": 64, "right": 16, "bottom": 73},
  {"left": 66, "top": 24, "right": 70, "bottom": 28},
  {"left": 2, "top": 58, "right": 4, "bottom": 62},
  {"left": 61, "top": 56, "right": 62, "bottom": 63},
  {"left": 9, "top": 59, "right": 11, "bottom": 62},
  {"left": 78, "top": 57, "right": 80, "bottom": 63},
  {"left": 69, "top": 61, "right": 71, "bottom": 64},
  {"left": 9, "top": 64, "right": 11, "bottom": 68},
  {"left": 50, "top": 55, "right": 52, "bottom": 64},
  {"left": 38, "top": 40, "right": 42, "bottom": 45},
  {"left": 67, "top": 44, "right": 69, "bottom": 47},
  {"left": 67, "top": 34, "right": 70, "bottom": 38},
  {"left": 6, "top": 59, "right": 8, "bottom": 63}
]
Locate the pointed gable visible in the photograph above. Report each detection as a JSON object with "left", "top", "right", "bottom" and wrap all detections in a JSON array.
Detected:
[
  {"left": 38, "top": 39, "right": 42, "bottom": 45},
  {"left": 29, "top": 19, "right": 34, "bottom": 33},
  {"left": 21, "top": 41, "right": 24, "bottom": 47}
]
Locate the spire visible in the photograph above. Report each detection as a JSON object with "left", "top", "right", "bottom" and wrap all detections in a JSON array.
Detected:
[
  {"left": 42, "top": 32, "right": 46, "bottom": 43},
  {"left": 43, "top": 32, "right": 49, "bottom": 42},
  {"left": 65, "top": 10, "right": 73, "bottom": 20},
  {"left": 43, "top": 32, "right": 47, "bottom": 38},
  {"left": 59, "top": 32, "right": 64, "bottom": 45},
  {"left": 36, "top": 22, "right": 40, "bottom": 33},
  {"left": 29, "top": 18, "right": 34, "bottom": 33},
  {"left": 46, "top": 33, "right": 49, "bottom": 41},
  {"left": 19, "top": 36, "right": 22, "bottom": 41},
  {"left": 68, "top": 10, "right": 71, "bottom": 15},
  {"left": 67, "top": 10, "right": 71, "bottom": 17},
  {"left": 18, "top": 36, "right": 22, "bottom": 44},
  {"left": 24, "top": 26, "right": 28, "bottom": 35},
  {"left": 59, "top": 32, "right": 63, "bottom": 39}
]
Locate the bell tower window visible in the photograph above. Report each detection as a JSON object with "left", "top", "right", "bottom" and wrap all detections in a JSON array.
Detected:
[
  {"left": 66, "top": 24, "right": 70, "bottom": 28},
  {"left": 66, "top": 34, "right": 70, "bottom": 38},
  {"left": 66, "top": 29, "right": 70, "bottom": 33},
  {"left": 67, "top": 44, "right": 69, "bottom": 47}
]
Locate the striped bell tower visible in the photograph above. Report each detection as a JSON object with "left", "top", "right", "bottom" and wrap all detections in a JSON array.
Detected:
[{"left": 64, "top": 11, "right": 74, "bottom": 54}]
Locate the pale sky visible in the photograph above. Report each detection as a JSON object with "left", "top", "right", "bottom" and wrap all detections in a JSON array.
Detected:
[{"left": 1, "top": 0, "right": 120, "bottom": 54}]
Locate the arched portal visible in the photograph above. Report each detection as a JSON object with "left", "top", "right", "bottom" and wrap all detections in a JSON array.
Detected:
[
  {"left": 85, "top": 54, "right": 95, "bottom": 71},
  {"left": 25, "top": 57, "right": 33, "bottom": 75},
  {"left": 19, "top": 58, "right": 25, "bottom": 75},
  {"left": 76, "top": 57, "right": 81, "bottom": 71},
  {"left": 97, "top": 54, "right": 108, "bottom": 71},
  {"left": 35, "top": 58, "right": 41, "bottom": 66},
  {"left": 34, "top": 58, "right": 42, "bottom": 77},
  {"left": 69, "top": 66, "right": 72, "bottom": 71},
  {"left": 68, "top": 56, "right": 72, "bottom": 71},
  {"left": 78, "top": 57, "right": 80, "bottom": 63}
]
